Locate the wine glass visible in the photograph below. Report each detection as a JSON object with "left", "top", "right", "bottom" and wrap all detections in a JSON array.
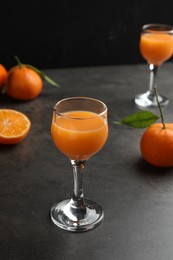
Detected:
[
  {"left": 50, "top": 97, "right": 108, "bottom": 232},
  {"left": 134, "top": 23, "right": 173, "bottom": 107}
]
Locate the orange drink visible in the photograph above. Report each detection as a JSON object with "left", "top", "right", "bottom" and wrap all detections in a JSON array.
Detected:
[
  {"left": 51, "top": 110, "right": 108, "bottom": 160},
  {"left": 140, "top": 33, "right": 173, "bottom": 66}
]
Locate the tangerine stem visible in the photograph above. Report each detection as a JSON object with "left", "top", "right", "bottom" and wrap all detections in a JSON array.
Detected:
[
  {"left": 154, "top": 86, "right": 166, "bottom": 129},
  {"left": 14, "top": 56, "right": 22, "bottom": 68}
]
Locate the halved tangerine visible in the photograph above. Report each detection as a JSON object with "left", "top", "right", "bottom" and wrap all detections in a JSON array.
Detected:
[{"left": 0, "top": 109, "right": 31, "bottom": 144}]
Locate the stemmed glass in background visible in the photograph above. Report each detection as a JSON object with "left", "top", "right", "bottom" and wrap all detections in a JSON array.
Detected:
[
  {"left": 51, "top": 97, "right": 108, "bottom": 232},
  {"left": 134, "top": 23, "right": 173, "bottom": 107}
]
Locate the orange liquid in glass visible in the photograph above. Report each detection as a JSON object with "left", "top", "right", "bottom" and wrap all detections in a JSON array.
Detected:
[
  {"left": 140, "top": 33, "right": 173, "bottom": 66},
  {"left": 51, "top": 110, "right": 108, "bottom": 160}
]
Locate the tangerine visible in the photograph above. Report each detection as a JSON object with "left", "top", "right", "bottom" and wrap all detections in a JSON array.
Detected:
[
  {"left": 140, "top": 123, "right": 173, "bottom": 167},
  {"left": 0, "top": 109, "right": 31, "bottom": 144},
  {"left": 0, "top": 64, "right": 8, "bottom": 91},
  {"left": 6, "top": 65, "right": 43, "bottom": 100}
]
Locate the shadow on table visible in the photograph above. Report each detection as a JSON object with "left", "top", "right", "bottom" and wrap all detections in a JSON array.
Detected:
[{"left": 134, "top": 157, "right": 173, "bottom": 180}]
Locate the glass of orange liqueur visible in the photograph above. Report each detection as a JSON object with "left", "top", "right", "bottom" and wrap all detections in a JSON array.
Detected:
[
  {"left": 134, "top": 24, "right": 173, "bottom": 107},
  {"left": 50, "top": 97, "right": 108, "bottom": 232}
]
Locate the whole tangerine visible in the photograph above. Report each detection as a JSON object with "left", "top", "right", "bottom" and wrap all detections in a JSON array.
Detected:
[
  {"left": 6, "top": 65, "right": 43, "bottom": 101},
  {"left": 140, "top": 123, "right": 173, "bottom": 167},
  {"left": 0, "top": 64, "right": 8, "bottom": 91}
]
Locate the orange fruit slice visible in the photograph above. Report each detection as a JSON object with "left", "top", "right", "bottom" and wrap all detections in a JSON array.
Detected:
[{"left": 0, "top": 109, "right": 31, "bottom": 144}]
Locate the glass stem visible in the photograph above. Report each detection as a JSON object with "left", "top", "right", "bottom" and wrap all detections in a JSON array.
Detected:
[
  {"left": 149, "top": 64, "right": 159, "bottom": 95},
  {"left": 70, "top": 160, "right": 86, "bottom": 209}
]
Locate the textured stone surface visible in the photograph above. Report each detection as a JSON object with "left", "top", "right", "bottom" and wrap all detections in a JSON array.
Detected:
[{"left": 1, "top": 63, "right": 173, "bottom": 259}]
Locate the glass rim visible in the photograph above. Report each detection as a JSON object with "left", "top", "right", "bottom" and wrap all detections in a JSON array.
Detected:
[
  {"left": 142, "top": 23, "right": 173, "bottom": 33},
  {"left": 53, "top": 96, "right": 108, "bottom": 120}
]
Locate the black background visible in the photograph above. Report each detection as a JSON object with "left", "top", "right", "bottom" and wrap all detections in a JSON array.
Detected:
[{"left": 1, "top": 0, "right": 173, "bottom": 69}]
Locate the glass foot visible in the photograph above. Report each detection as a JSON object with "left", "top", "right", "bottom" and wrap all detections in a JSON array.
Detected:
[
  {"left": 50, "top": 198, "right": 104, "bottom": 232},
  {"left": 134, "top": 91, "right": 169, "bottom": 107}
]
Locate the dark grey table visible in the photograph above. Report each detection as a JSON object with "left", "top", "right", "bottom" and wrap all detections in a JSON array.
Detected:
[{"left": 1, "top": 63, "right": 173, "bottom": 260}]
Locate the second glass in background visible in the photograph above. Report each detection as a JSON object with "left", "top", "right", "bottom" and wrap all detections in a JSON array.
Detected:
[{"left": 134, "top": 23, "right": 173, "bottom": 107}]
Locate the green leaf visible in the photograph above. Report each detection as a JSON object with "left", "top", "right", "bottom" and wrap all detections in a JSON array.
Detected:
[
  {"left": 114, "top": 110, "right": 159, "bottom": 128},
  {"left": 26, "top": 64, "right": 60, "bottom": 87},
  {"left": 41, "top": 73, "right": 60, "bottom": 87},
  {"left": 13, "top": 56, "right": 60, "bottom": 88}
]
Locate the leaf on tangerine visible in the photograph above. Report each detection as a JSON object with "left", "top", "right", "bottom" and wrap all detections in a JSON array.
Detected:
[
  {"left": 114, "top": 110, "right": 159, "bottom": 128},
  {"left": 14, "top": 56, "right": 60, "bottom": 88},
  {"left": 26, "top": 64, "right": 60, "bottom": 88}
]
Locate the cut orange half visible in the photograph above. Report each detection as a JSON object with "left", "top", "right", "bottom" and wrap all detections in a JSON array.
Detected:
[{"left": 0, "top": 109, "right": 31, "bottom": 144}]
